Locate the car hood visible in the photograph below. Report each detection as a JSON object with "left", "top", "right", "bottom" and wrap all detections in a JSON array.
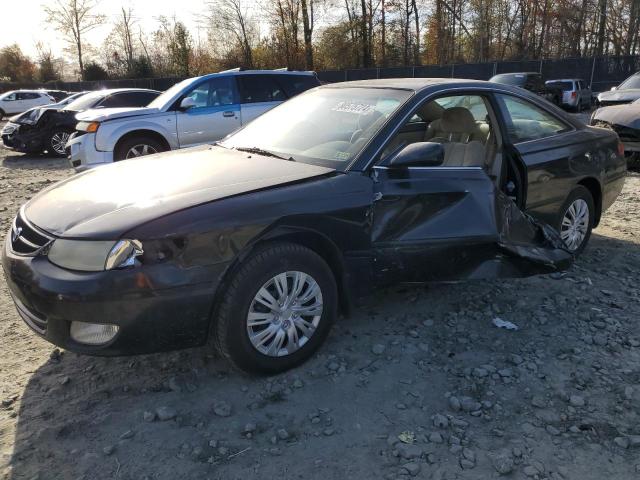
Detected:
[
  {"left": 597, "top": 89, "right": 640, "bottom": 102},
  {"left": 24, "top": 145, "right": 335, "bottom": 239},
  {"left": 75, "top": 107, "right": 161, "bottom": 123},
  {"left": 592, "top": 103, "right": 640, "bottom": 129}
]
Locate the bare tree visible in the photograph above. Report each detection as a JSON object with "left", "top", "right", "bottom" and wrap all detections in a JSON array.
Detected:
[
  {"left": 43, "top": 0, "right": 105, "bottom": 78},
  {"left": 300, "top": 0, "right": 315, "bottom": 69},
  {"left": 206, "top": 0, "right": 256, "bottom": 68}
]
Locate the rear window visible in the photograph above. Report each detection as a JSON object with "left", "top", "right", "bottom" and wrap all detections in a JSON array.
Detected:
[
  {"left": 277, "top": 75, "right": 320, "bottom": 97},
  {"left": 547, "top": 81, "right": 574, "bottom": 91},
  {"left": 238, "top": 75, "right": 287, "bottom": 103}
]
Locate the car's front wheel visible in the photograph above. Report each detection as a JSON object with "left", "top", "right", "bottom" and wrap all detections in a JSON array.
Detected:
[
  {"left": 213, "top": 242, "right": 337, "bottom": 374},
  {"left": 0, "top": 109, "right": 5, "bottom": 120},
  {"left": 558, "top": 186, "right": 594, "bottom": 255},
  {"left": 114, "top": 136, "right": 166, "bottom": 161},
  {"left": 49, "top": 129, "right": 72, "bottom": 157}
]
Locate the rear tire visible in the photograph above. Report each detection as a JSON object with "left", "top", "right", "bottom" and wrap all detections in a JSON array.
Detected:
[
  {"left": 557, "top": 185, "right": 595, "bottom": 255},
  {"left": 0, "top": 109, "right": 5, "bottom": 121},
  {"left": 114, "top": 135, "right": 166, "bottom": 161},
  {"left": 212, "top": 242, "right": 337, "bottom": 374}
]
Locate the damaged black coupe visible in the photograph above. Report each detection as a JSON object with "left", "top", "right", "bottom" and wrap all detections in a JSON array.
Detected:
[
  {"left": 1, "top": 89, "right": 160, "bottom": 157},
  {"left": 2, "top": 79, "right": 626, "bottom": 373}
]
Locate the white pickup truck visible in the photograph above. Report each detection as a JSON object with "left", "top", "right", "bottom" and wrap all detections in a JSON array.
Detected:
[{"left": 67, "top": 69, "right": 320, "bottom": 171}]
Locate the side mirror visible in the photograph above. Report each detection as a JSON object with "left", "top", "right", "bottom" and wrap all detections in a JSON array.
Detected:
[
  {"left": 611, "top": 86, "right": 617, "bottom": 91},
  {"left": 389, "top": 142, "right": 444, "bottom": 168},
  {"left": 179, "top": 97, "right": 196, "bottom": 110}
]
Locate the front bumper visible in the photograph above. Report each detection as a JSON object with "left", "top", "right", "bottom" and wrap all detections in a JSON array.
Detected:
[
  {"left": 67, "top": 132, "right": 113, "bottom": 172},
  {"left": 2, "top": 235, "right": 228, "bottom": 355},
  {"left": 1, "top": 123, "right": 41, "bottom": 153}
]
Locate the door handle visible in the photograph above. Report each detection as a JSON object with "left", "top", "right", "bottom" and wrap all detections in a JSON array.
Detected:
[{"left": 223, "top": 111, "right": 235, "bottom": 118}]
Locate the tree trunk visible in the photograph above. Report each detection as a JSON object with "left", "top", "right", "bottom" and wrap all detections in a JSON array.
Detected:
[{"left": 300, "top": 0, "right": 314, "bottom": 69}]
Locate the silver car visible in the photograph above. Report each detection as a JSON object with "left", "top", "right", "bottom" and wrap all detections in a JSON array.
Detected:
[
  {"left": 545, "top": 79, "right": 592, "bottom": 110},
  {"left": 67, "top": 70, "right": 320, "bottom": 171},
  {"left": 596, "top": 72, "right": 640, "bottom": 106}
]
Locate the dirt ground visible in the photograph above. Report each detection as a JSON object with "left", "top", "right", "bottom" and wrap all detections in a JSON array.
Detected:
[{"left": 1, "top": 117, "right": 639, "bottom": 480}]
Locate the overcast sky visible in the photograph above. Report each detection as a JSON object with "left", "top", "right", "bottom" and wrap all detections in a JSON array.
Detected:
[{"left": 0, "top": 0, "right": 212, "bottom": 59}]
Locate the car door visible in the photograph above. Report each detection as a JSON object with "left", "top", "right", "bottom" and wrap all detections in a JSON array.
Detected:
[
  {"left": 1, "top": 92, "right": 20, "bottom": 114},
  {"left": 493, "top": 93, "right": 586, "bottom": 226},
  {"left": 238, "top": 75, "right": 288, "bottom": 124},
  {"left": 176, "top": 76, "right": 241, "bottom": 147},
  {"left": 369, "top": 92, "right": 572, "bottom": 285}
]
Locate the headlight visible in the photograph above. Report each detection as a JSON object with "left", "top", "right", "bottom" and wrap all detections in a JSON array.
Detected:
[
  {"left": 76, "top": 121, "right": 100, "bottom": 133},
  {"left": 47, "top": 239, "right": 143, "bottom": 272}
]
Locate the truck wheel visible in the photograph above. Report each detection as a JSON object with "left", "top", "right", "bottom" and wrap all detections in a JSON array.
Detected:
[
  {"left": 49, "top": 130, "right": 73, "bottom": 157},
  {"left": 114, "top": 136, "right": 166, "bottom": 161},
  {"left": 212, "top": 242, "right": 337, "bottom": 374}
]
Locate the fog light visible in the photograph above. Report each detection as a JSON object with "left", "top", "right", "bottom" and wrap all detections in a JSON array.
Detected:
[{"left": 70, "top": 321, "right": 119, "bottom": 345}]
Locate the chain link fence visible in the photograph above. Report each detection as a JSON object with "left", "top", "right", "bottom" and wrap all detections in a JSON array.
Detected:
[{"left": 2, "top": 55, "right": 639, "bottom": 94}]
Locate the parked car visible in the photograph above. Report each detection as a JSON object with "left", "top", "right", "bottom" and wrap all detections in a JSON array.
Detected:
[
  {"left": 591, "top": 98, "right": 640, "bottom": 157},
  {"left": 596, "top": 71, "right": 640, "bottom": 106},
  {"left": 545, "top": 79, "right": 592, "bottom": 110},
  {"left": 0, "top": 90, "right": 55, "bottom": 119},
  {"left": 1, "top": 89, "right": 160, "bottom": 157},
  {"left": 489, "top": 72, "right": 564, "bottom": 105},
  {"left": 67, "top": 69, "right": 321, "bottom": 170},
  {"left": 40, "top": 90, "right": 70, "bottom": 102},
  {"left": 3, "top": 79, "right": 625, "bottom": 373}
]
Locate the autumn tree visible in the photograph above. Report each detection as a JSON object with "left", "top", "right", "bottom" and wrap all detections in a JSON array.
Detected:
[{"left": 43, "top": 0, "right": 105, "bottom": 78}]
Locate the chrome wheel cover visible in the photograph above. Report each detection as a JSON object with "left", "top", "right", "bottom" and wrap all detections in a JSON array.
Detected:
[
  {"left": 247, "top": 271, "right": 323, "bottom": 357},
  {"left": 51, "top": 132, "right": 70, "bottom": 155},
  {"left": 561, "top": 198, "right": 589, "bottom": 251},
  {"left": 125, "top": 144, "right": 158, "bottom": 159}
]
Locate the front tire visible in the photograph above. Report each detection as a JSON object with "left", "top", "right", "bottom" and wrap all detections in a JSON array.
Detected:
[
  {"left": 49, "top": 129, "right": 72, "bottom": 157},
  {"left": 114, "top": 135, "right": 166, "bottom": 161},
  {"left": 213, "top": 242, "right": 337, "bottom": 374},
  {"left": 557, "top": 186, "right": 594, "bottom": 255},
  {"left": 0, "top": 109, "right": 5, "bottom": 121}
]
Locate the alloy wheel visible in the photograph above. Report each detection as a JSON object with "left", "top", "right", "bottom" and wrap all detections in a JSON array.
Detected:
[
  {"left": 560, "top": 198, "right": 589, "bottom": 251},
  {"left": 125, "top": 144, "right": 158, "bottom": 159},
  {"left": 51, "top": 132, "right": 70, "bottom": 155},
  {"left": 246, "top": 271, "right": 323, "bottom": 357}
]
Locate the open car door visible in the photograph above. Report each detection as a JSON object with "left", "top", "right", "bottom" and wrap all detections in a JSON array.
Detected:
[{"left": 370, "top": 163, "right": 573, "bottom": 285}]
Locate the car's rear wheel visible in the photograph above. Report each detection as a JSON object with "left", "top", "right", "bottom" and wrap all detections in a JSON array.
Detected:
[
  {"left": 213, "top": 242, "right": 337, "bottom": 374},
  {"left": 49, "top": 130, "right": 72, "bottom": 157},
  {"left": 114, "top": 136, "right": 166, "bottom": 161},
  {"left": 0, "top": 109, "right": 5, "bottom": 120},
  {"left": 558, "top": 186, "right": 594, "bottom": 255}
]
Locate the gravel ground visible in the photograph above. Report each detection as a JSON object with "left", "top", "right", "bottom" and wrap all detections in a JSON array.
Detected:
[{"left": 1, "top": 116, "right": 640, "bottom": 480}]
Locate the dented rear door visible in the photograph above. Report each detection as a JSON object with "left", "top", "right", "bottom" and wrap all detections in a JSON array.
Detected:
[{"left": 370, "top": 165, "right": 573, "bottom": 285}]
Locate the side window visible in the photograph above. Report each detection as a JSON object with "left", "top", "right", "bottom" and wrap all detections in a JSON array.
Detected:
[
  {"left": 183, "top": 77, "right": 236, "bottom": 108},
  {"left": 497, "top": 94, "right": 570, "bottom": 143},
  {"left": 239, "top": 75, "right": 287, "bottom": 103},
  {"left": 381, "top": 94, "right": 496, "bottom": 168},
  {"left": 97, "top": 94, "right": 126, "bottom": 108},
  {"left": 277, "top": 75, "right": 319, "bottom": 97},
  {"left": 4, "top": 93, "right": 17, "bottom": 101}
]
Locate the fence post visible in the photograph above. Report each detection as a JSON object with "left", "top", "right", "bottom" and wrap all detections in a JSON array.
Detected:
[
  {"left": 412, "top": 66, "right": 415, "bottom": 78},
  {"left": 451, "top": 64, "right": 455, "bottom": 78},
  {"left": 589, "top": 56, "right": 597, "bottom": 88},
  {"left": 493, "top": 62, "right": 497, "bottom": 76},
  {"left": 377, "top": 68, "right": 380, "bottom": 79}
]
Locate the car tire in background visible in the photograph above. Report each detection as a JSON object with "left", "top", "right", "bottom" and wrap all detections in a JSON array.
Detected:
[
  {"left": 49, "top": 129, "right": 73, "bottom": 157},
  {"left": 557, "top": 185, "right": 595, "bottom": 255},
  {"left": 213, "top": 242, "right": 337, "bottom": 374},
  {"left": 0, "top": 109, "right": 4, "bottom": 121},
  {"left": 114, "top": 135, "right": 166, "bottom": 161}
]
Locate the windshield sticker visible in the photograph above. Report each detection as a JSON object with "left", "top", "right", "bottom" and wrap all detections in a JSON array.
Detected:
[
  {"left": 334, "top": 151, "right": 352, "bottom": 161},
  {"left": 332, "top": 101, "right": 375, "bottom": 115}
]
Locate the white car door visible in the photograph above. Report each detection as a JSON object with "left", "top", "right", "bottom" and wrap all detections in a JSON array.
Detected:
[
  {"left": 176, "top": 76, "right": 241, "bottom": 148},
  {"left": 237, "top": 75, "right": 287, "bottom": 124},
  {"left": 18, "top": 92, "right": 44, "bottom": 111},
  {"left": 3, "top": 92, "right": 24, "bottom": 114}
]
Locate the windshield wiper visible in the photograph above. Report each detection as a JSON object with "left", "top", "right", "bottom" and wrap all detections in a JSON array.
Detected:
[{"left": 234, "top": 146, "right": 295, "bottom": 162}]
